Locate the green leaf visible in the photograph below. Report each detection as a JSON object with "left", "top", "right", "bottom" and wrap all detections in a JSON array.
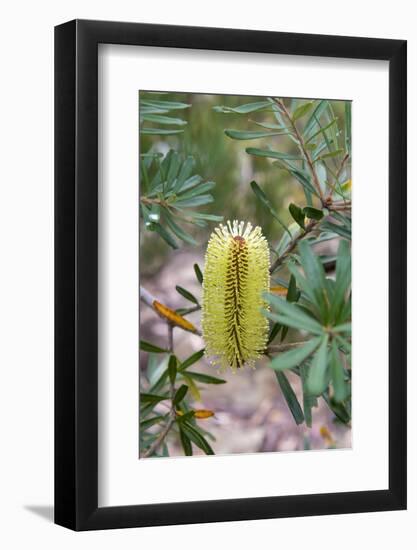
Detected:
[
  {"left": 274, "top": 162, "right": 318, "bottom": 197},
  {"left": 147, "top": 353, "right": 168, "bottom": 386},
  {"left": 287, "top": 274, "right": 300, "bottom": 302},
  {"left": 306, "top": 335, "right": 329, "bottom": 395},
  {"left": 185, "top": 371, "right": 226, "bottom": 384},
  {"left": 224, "top": 129, "right": 290, "bottom": 140},
  {"left": 141, "top": 99, "right": 191, "bottom": 110},
  {"left": 140, "top": 159, "right": 150, "bottom": 194},
  {"left": 176, "top": 285, "right": 199, "bottom": 304},
  {"left": 246, "top": 147, "right": 303, "bottom": 162},
  {"left": 149, "top": 369, "right": 169, "bottom": 395},
  {"left": 323, "top": 392, "right": 351, "bottom": 424},
  {"left": 140, "top": 393, "right": 167, "bottom": 405},
  {"left": 292, "top": 101, "right": 314, "bottom": 121},
  {"left": 298, "top": 241, "right": 329, "bottom": 318},
  {"left": 173, "top": 384, "right": 188, "bottom": 406},
  {"left": 335, "top": 334, "right": 351, "bottom": 355},
  {"left": 269, "top": 337, "right": 321, "bottom": 371},
  {"left": 194, "top": 263, "right": 203, "bottom": 284},
  {"left": 267, "top": 322, "right": 282, "bottom": 344},
  {"left": 280, "top": 326, "right": 289, "bottom": 343},
  {"left": 250, "top": 181, "right": 291, "bottom": 237},
  {"left": 314, "top": 148, "right": 344, "bottom": 162},
  {"left": 252, "top": 120, "right": 291, "bottom": 130},
  {"left": 176, "top": 174, "right": 203, "bottom": 193},
  {"left": 151, "top": 222, "right": 178, "bottom": 249},
  {"left": 174, "top": 194, "right": 214, "bottom": 208},
  {"left": 289, "top": 203, "right": 305, "bottom": 230},
  {"left": 181, "top": 421, "right": 214, "bottom": 455},
  {"left": 320, "top": 220, "right": 351, "bottom": 240},
  {"left": 333, "top": 322, "right": 351, "bottom": 334},
  {"left": 163, "top": 213, "right": 198, "bottom": 246},
  {"left": 182, "top": 373, "right": 201, "bottom": 401},
  {"left": 275, "top": 371, "right": 304, "bottom": 425},
  {"left": 300, "top": 363, "right": 316, "bottom": 427},
  {"left": 140, "top": 106, "right": 169, "bottom": 116},
  {"left": 140, "top": 340, "right": 168, "bottom": 353},
  {"left": 140, "top": 415, "right": 166, "bottom": 429},
  {"left": 330, "top": 340, "right": 348, "bottom": 403},
  {"left": 166, "top": 152, "right": 181, "bottom": 189},
  {"left": 177, "top": 181, "right": 216, "bottom": 200},
  {"left": 140, "top": 128, "right": 184, "bottom": 135},
  {"left": 171, "top": 157, "right": 195, "bottom": 193},
  {"left": 178, "top": 349, "right": 205, "bottom": 371},
  {"left": 275, "top": 222, "right": 301, "bottom": 257},
  {"left": 286, "top": 265, "right": 320, "bottom": 316},
  {"left": 213, "top": 100, "right": 271, "bottom": 114},
  {"left": 345, "top": 102, "right": 352, "bottom": 155},
  {"left": 142, "top": 114, "right": 187, "bottom": 126},
  {"left": 168, "top": 355, "right": 177, "bottom": 385},
  {"left": 159, "top": 149, "right": 176, "bottom": 183},
  {"left": 330, "top": 239, "right": 351, "bottom": 322},
  {"left": 176, "top": 410, "right": 196, "bottom": 423},
  {"left": 185, "top": 211, "right": 223, "bottom": 223},
  {"left": 325, "top": 101, "right": 340, "bottom": 151},
  {"left": 304, "top": 100, "right": 329, "bottom": 139},
  {"left": 264, "top": 294, "right": 324, "bottom": 335},
  {"left": 303, "top": 206, "right": 324, "bottom": 220},
  {"left": 179, "top": 428, "right": 193, "bottom": 456},
  {"left": 305, "top": 118, "right": 338, "bottom": 144}
]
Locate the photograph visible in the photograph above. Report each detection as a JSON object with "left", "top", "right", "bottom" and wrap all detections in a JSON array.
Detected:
[
  {"left": 0, "top": 2, "right": 409, "bottom": 543},
  {"left": 139, "top": 91, "right": 352, "bottom": 458}
]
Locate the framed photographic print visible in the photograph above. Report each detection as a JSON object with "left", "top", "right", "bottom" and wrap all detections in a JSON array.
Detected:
[{"left": 55, "top": 20, "right": 407, "bottom": 530}]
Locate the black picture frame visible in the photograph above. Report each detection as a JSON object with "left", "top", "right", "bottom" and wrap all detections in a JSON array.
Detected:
[{"left": 55, "top": 19, "right": 407, "bottom": 531}]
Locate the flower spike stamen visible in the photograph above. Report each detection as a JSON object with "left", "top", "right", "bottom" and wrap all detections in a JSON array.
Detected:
[{"left": 202, "top": 220, "right": 270, "bottom": 372}]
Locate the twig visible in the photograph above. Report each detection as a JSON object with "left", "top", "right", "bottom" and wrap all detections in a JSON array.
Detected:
[
  {"left": 274, "top": 98, "right": 325, "bottom": 203},
  {"left": 328, "top": 203, "right": 352, "bottom": 212},
  {"left": 267, "top": 341, "right": 309, "bottom": 353},
  {"left": 336, "top": 153, "right": 350, "bottom": 181},
  {"left": 142, "top": 416, "right": 176, "bottom": 458},
  {"left": 142, "top": 324, "right": 176, "bottom": 458},
  {"left": 178, "top": 304, "right": 201, "bottom": 316},
  {"left": 269, "top": 219, "right": 317, "bottom": 274},
  {"left": 323, "top": 153, "right": 350, "bottom": 205}
]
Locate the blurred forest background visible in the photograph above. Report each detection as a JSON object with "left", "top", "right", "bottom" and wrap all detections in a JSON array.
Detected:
[{"left": 139, "top": 91, "right": 351, "bottom": 456}]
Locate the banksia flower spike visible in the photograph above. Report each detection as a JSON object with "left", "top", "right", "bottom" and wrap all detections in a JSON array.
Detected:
[{"left": 202, "top": 220, "right": 270, "bottom": 371}]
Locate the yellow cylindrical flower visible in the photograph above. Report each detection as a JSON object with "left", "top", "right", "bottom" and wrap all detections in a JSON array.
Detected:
[{"left": 202, "top": 220, "right": 270, "bottom": 371}]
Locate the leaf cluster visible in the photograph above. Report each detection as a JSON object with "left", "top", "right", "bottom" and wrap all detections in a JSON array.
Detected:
[
  {"left": 139, "top": 345, "right": 224, "bottom": 457},
  {"left": 265, "top": 240, "right": 351, "bottom": 426},
  {"left": 140, "top": 150, "right": 223, "bottom": 248}
]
